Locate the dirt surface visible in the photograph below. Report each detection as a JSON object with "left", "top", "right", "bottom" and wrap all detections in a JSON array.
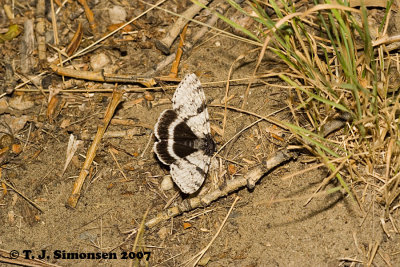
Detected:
[{"left": 0, "top": 1, "right": 399, "bottom": 266}]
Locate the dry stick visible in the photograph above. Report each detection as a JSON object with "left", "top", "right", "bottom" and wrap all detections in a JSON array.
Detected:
[
  {"left": 216, "top": 104, "right": 289, "bottom": 158},
  {"left": 222, "top": 54, "right": 244, "bottom": 137},
  {"left": 222, "top": 48, "right": 260, "bottom": 137},
  {"left": 0, "top": 178, "right": 44, "bottom": 213},
  {"left": 20, "top": 19, "right": 35, "bottom": 74},
  {"left": 66, "top": 22, "right": 83, "bottom": 56},
  {"left": 142, "top": 0, "right": 258, "bottom": 47},
  {"left": 145, "top": 148, "right": 296, "bottom": 228},
  {"left": 187, "top": 0, "right": 230, "bottom": 50},
  {"left": 49, "top": 64, "right": 156, "bottom": 87},
  {"left": 154, "top": 0, "right": 212, "bottom": 54},
  {"left": 50, "top": 0, "right": 63, "bottom": 73},
  {"left": 211, "top": 104, "right": 289, "bottom": 130},
  {"left": 67, "top": 89, "right": 124, "bottom": 208},
  {"left": 77, "top": 0, "right": 97, "bottom": 34},
  {"left": 367, "top": 240, "right": 380, "bottom": 267},
  {"left": 189, "top": 196, "right": 239, "bottom": 267},
  {"left": 36, "top": 0, "right": 47, "bottom": 66},
  {"left": 168, "top": 24, "right": 188, "bottom": 78},
  {"left": 144, "top": 0, "right": 231, "bottom": 77},
  {"left": 15, "top": 0, "right": 168, "bottom": 91},
  {"left": 303, "top": 156, "right": 349, "bottom": 206},
  {"left": 129, "top": 208, "right": 149, "bottom": 267},
  {"left": 3, "top": 4, "right": 13, "bottom": 20},
  {"left": 0, "top": 248, "right": 62, "bottom": 267},
  {"left": 108, "top": 147, "right": 128, "bottom": 180},
  {"left": 17, "top": 74, "right": 270, "bottom": 93}
]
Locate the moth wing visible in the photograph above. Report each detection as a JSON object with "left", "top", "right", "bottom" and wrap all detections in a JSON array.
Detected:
[
  {"left": 170, "top": 150, "right": 211, "bottom": 194},
  {"left": 172, "top": 74, "right": 210, "bottom": 138}
]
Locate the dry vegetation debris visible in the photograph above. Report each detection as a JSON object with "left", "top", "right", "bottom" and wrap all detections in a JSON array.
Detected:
[{"left": 0, "top": 0, "right": 399, "bottom": 266}]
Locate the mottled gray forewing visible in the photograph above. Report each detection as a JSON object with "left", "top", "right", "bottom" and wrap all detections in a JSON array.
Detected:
[
  {"left": 170, "top": 150, "right": 211, "bottom": 194},
  {"left": 172, "top": 74, "right": 210, "bottom": 138}
]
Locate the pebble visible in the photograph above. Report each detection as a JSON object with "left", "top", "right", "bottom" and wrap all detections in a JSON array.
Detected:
[
  {"left": 90, "top": 53, "right": 111, "bottom": 71},
  {"left": 161, "top": 175, "right": 174, "bottom": 191},
  {"left": 109, "top": 6, "right": 127, "bottom": 24}
]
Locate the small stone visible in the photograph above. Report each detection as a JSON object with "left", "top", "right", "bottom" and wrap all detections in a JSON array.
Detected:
[
  {"left": 161, "top": 175, "right": 174, "bottom": 191},
  {"left": 90, "top": 53, "right": 111, "bottom": 71},
  {"left": 109, "top": 6, "right": 127, "bottom": 24}
]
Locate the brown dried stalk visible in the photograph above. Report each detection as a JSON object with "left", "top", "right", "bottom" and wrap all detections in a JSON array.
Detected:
[
  {"left": 67, "top": 89, "right": 124, "bottom": 208},
  {"left": 50, "top": 64, "right": 156, "bottom": 87},
  {"left": 168, "top": 24, "right": 188, "bottom": 78},
  {"left": 145, "top": 148, "right": 296, "bottom": 228},
  {"left": 154, "top": 0, "right": 212, "bottom": 54},
  {"left": 36, "top": 0, "right": 47, "bottom": 66},
  {"left": 145, "top": 0, "right": 230, "bottom": 76},
  {"left": 77, "top": 0, "right": 97, "bottom": 34},
  {"left": 20, "top": 19, "right": 35, "bottom": 74},
  {"left": 66, "top": 22, "right": 83, "bottom": 56}
]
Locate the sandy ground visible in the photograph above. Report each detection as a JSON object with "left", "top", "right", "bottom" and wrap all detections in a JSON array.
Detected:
[{"left": 0, "top": 1, "right": 399, "bottom": 266}]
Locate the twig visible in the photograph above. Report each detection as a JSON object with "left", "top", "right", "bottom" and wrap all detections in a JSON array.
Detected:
[
  {"left": 66, "top": 22, "right": 83, "bottom": 56},
  {"left": 142, "top": 0, "right": 259, "bottom": 48},
  {"left": 303, "top": 157, "right": 349, "bottom": 206},
  {"left": 50, "top": 0, "right": 63, "bottom": 68},
  {"left": 367, "top": 240, "right": 380, "bottom": 266},
  {"left": 188, "top": 196, "right": 239, "bottom": 267},
  {"left": 14, "top": 0, "right": 168, "bottom": 91},
  {"left": 211, "top": 104, "right": 289, "bottom": 130},
  {"left": 145, "top": 148, "right": 296, "bottom": 228},
  {"left": 20, "top": 19, "right": 35, "bottom": 74},
  {"left": 36, "top": 0, "right": 47, "bottom": 66},
  {"left": 3, "top": 4, "right": 13, "bottom": 20},
  {"left": 81, "top": 128, "right": 146, "bottom": 140},
  {"left": 128, "top": 208, "right": 149, "bottom": 267},
  {"left": 140, "top": 132, "right": 154, "bottom": 158},
  {"left": 0, "top": 177, "right": 44, "bottom": 213},
  {"left": 168, "top": 24, "right": 188, "bottom": 78},
  {"left": 67, "top": 89, "right": 124, "bottom": 208},
  {"left": 186, "top": 0, "right": 231, "bottom": 51},
  {"left": 108, "top": 147, "right": 128, "bottom": 180},
  {"left": 77, "top": 0, "right": 97, "bottom": 34},
  {"left": 154, "top": 0, "right": 212, "bottom": 54},
  {"left": 144, "top": 0, "right": 230, "bottom": 76},
  {"left": 50, "top": 64, "right": 156, "bottom": 87},
  {"left": 16, "top": 75, "right": 267, "bottom": 93},
  {"left": 221, "top": 48, "right": 261, "bottom": 136}
]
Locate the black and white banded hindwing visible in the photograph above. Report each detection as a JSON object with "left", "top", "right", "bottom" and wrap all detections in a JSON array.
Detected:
[{"left": 154, "top": 74, "right": 215, "bottom": 194}]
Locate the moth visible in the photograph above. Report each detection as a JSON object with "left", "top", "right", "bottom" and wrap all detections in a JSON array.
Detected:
[{"left": 154, "top": 74, "right": 215, "bottom": 194}]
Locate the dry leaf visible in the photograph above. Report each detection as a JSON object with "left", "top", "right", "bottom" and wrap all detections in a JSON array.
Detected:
[
  {"left": 0, "top": 24, "right": 22, "bottom": 43},
  {"left": 12, "top": 144, "right": 22, "bottom": 154},
  {"left": 107, "top": 23, "right": 133, "bottom": 32},
  {"left": 183, "top": 222, "right": 192, "bottom": 229},
  {"left": 62, "top": 134, "right": 82, "bottom": 175},
  {"left": 47, "top": 95, "right": 59, "bottom": 123},
  {"left": 228, "top": 164, "right": 237, "bottom": 175},
  {"left": 66, "top": 22, "right": 83, "bottom": 56}
]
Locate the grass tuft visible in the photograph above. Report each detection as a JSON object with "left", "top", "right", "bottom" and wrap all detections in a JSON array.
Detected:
[{"left": 210, "top": 0, "right": 400, "bottom": 216}]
